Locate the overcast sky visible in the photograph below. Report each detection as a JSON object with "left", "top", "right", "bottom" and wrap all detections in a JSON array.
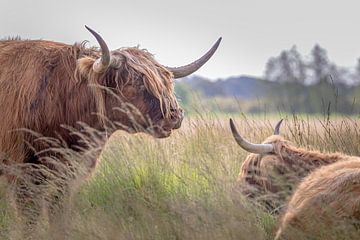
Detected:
[{"left": 1, "top": 0, "right": 359, "bottom": 79}]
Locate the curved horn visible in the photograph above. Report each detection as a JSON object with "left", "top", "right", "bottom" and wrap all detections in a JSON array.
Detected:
[
  {"left": 85, "top": 26, "right": 111, "bottom": 73},
  {"left": 273, "top": 119, "right": 284, "bottom": 135},
  {"left": 229, "top": 119, "right": 274, "bottom": 154},
  {"left": 167, "top": 37, "right": 222, "bottom": 79}
]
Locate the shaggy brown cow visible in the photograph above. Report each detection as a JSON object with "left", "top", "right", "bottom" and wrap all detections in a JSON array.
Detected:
[
  {"left": 230, "top": 118, "right": 348, "bottom": 212},
  {"left": 0, "top": 26, "right": 221, "bottom": 235},
  {"left": 275, "top": 159, "right": 360, "bottom": 240}
]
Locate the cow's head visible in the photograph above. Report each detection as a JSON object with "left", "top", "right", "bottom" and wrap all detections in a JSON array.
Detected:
[
  {"left": 229, "top": 118, "right": 346, "bottom": 212},
  {"left": 78, "top": 26, "right": 221, "bottom": 138},
  {"left": 229, "top": 118, "right": 297, "bottom": 210}
]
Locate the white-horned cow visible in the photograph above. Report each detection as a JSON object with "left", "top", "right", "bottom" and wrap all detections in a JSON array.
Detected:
[
  {"left": 230, "top": 118, "right": 348, "bottom": 212},
  {"left": 0, "top": 26, "right": 221, "bottom": 235}
]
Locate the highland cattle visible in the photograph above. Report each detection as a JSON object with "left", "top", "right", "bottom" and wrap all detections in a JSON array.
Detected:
[
  {"left": 230, "top": 118, "right": 347, "bottom": 212},
  {"left": 0, "top": 26, "right": 221, "bottom": 235},
  {"left": 275, "top": 159, "right": 360, "bottom": 240}
]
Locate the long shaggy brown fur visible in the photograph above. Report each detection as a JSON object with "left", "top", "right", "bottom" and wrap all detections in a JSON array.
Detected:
[
  {"left": 238, "top": 135, "right": 350, "bottom": 212},
  {"left": 0, "top": 39, "right": 179, "bottom": 165},
  {"left": 0, "top": 36, "right": 183, "bottom": 237},
  {"left": 275, "top": 158, "right": 360, "bottom": 240}
]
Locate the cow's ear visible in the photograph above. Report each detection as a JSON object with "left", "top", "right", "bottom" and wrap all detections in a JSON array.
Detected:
[{"left": 77, "top": 57, "right": 98, "bottom": 77}]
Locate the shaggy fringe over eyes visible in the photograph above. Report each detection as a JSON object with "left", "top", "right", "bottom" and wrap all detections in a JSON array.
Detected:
[
  {"left": 114, "top": 47, "right": 177, "bottom": 118},
  {"left": 76, "top": 47, "right": 178, "bottom": 119}
]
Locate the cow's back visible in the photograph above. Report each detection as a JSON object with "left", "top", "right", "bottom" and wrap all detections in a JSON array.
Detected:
[{"left": 0, "top": 39, "right": 79, "bottom": 164}]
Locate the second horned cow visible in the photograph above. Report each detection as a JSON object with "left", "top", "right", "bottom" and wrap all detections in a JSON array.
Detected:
[{"left": 230, "top": 118, "right": 347, "bottom": 211}]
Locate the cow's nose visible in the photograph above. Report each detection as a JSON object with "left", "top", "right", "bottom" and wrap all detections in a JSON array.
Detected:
[{"left": 171, "top": 108, "right": 184, "bottom": 129}]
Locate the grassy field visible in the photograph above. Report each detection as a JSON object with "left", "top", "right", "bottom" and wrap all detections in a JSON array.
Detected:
[{"left": 1, "top": 113, "right": 360, "bottom": 239}]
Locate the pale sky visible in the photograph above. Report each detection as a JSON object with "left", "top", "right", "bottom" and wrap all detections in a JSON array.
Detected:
[{"left": 1, "top": 0, "right": 359, "bottom": 79}]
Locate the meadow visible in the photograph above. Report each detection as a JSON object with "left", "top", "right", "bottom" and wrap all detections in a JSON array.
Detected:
[{"left": 0, "top": 112, "right": 360, "bottom": 239}]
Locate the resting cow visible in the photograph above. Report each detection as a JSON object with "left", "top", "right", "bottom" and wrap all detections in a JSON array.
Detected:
[
  {"left": 230, "top": 118, "right": 346, "bottom": 212},
  {"left": 275, "top": 159, "right": 360, "bottom": 240}
]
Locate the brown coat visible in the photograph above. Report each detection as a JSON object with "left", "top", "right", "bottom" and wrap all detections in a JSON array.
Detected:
[
  {"left": 238, "top": 135, "right": 347, "bottom": 211},
  {"left": 0, "top": 28, "right": 222, "bottom": 236},
  {"left": 275, "top": 158, "right": 360, "bottom": 239},
  {"left": 0, "top": 39, "right": 181, "bottom": 170}
]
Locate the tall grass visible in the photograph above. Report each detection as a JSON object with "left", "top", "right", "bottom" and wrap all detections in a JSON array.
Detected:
[{"left": 1, "top": 113, "right": 360, "bottom": 239}]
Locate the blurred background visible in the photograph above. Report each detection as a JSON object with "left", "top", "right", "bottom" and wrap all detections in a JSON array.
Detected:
[{"left": 2, "top": 0, "right": 360, "bottom": 115}]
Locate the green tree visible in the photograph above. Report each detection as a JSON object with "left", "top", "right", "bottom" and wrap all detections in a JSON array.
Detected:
[
  {"left": 308, "top": 44, "right": 330, "bottom": 84},
  {"left": 264, "top": 46, "right": 306, "bottom": 84}
]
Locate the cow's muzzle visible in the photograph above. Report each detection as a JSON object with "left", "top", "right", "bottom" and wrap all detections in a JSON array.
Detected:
[{"left": 169, "top": 108, "right": 184, "bottom": 130}]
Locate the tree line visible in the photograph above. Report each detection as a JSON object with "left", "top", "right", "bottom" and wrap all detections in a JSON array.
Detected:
[
  {"left": 264, "top": 44, "right": 360, "bottom": 86},
  {"left": 262, "top": 45, "right": 360, "bottom": 114},
  {"left": 176, "top": 44, "right": 360, "bottom": 115}
]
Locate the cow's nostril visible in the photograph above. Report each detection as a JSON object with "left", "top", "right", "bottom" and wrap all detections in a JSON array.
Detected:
[
  {"left": 170, "top": 108, "right": 184, "bottom": 113},
  {"left": 169, "top": 108, "right": 184, "bottom": 121},
  {"left": 170, "top": 108, "right": 178, "bottom": 118}
]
